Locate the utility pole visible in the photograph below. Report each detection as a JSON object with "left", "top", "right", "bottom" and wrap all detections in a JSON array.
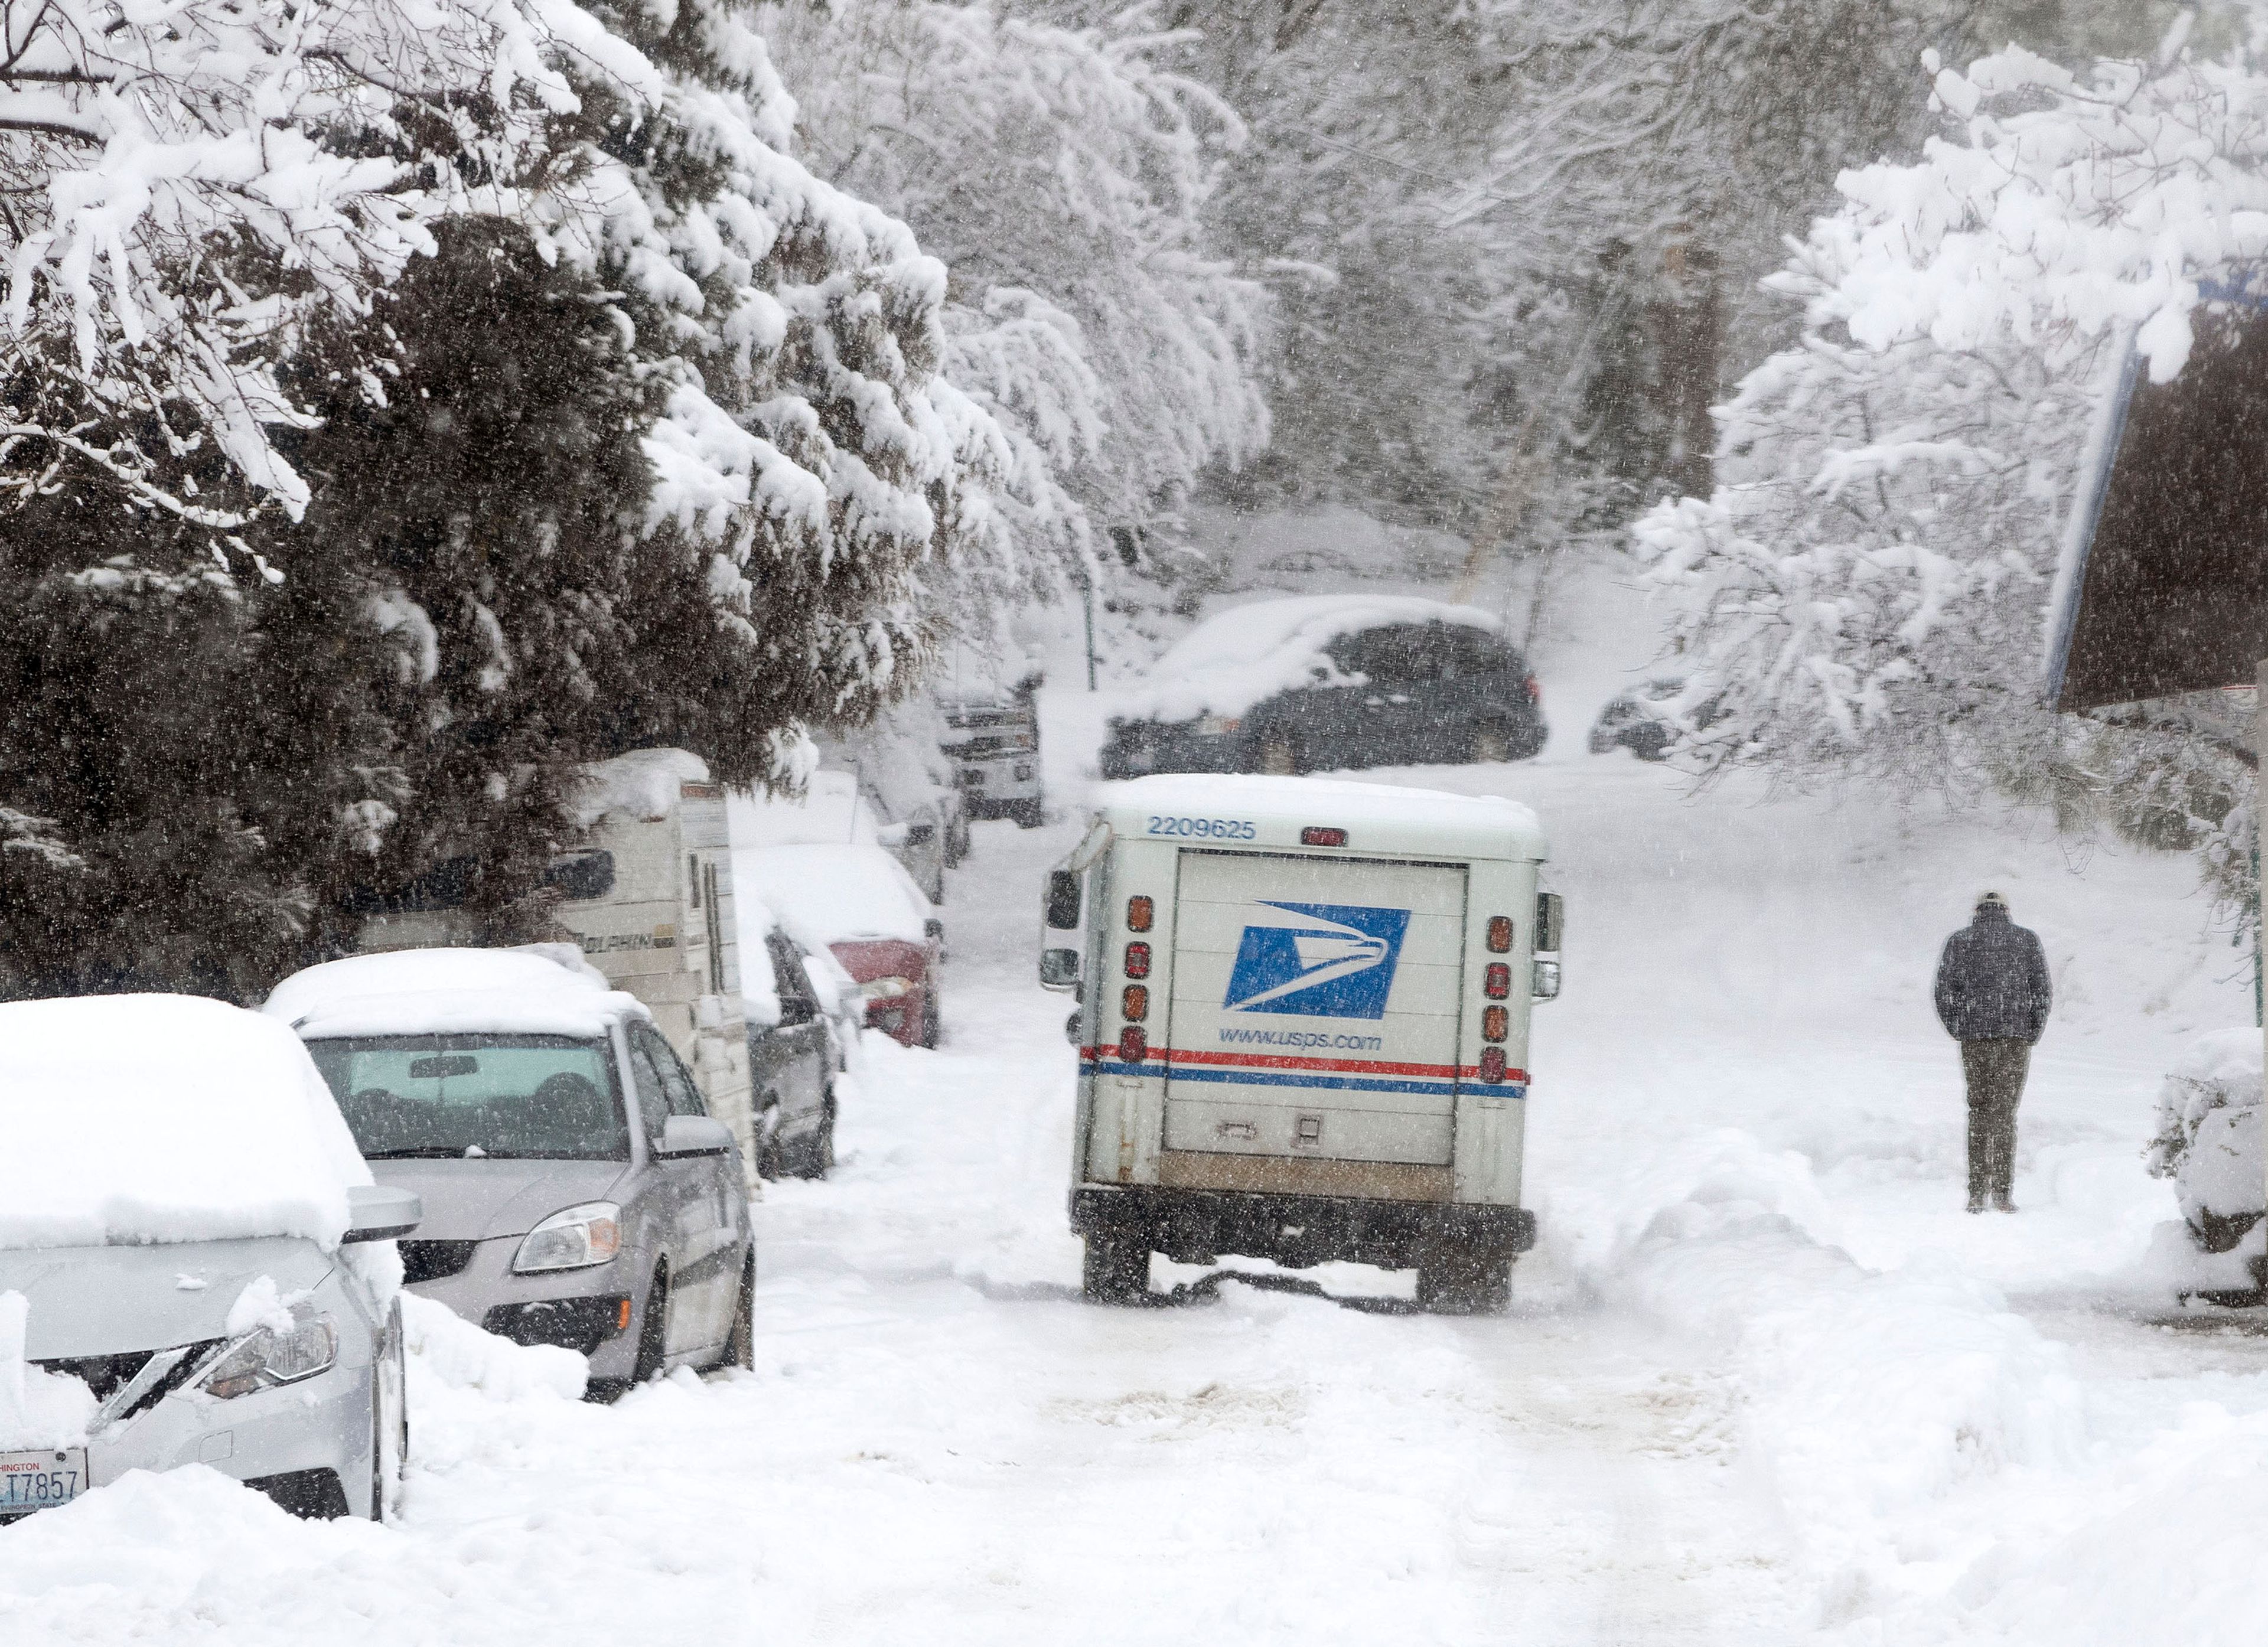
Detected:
[{"left": 1078, "top": 566, "right": 1099, "bottom": 692}]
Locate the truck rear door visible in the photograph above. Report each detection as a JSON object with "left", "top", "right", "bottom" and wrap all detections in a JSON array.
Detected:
[{"left": 1162, "top": 851, "right": 1467, "bottom": 1167}]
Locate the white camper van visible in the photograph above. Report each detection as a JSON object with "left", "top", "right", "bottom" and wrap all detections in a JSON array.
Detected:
[
  {"left": 548, "top": 753, "right": 757, "bottom": 1185},
  {"left": 353, "top": 750, "right": 759, "bottom": 1187},
  {"left": 1044, "top": 774, "right": 1560, "bottom": 1313}
]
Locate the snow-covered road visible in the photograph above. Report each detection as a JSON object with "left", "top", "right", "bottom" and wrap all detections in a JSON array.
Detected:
[{"left": 11, "top": 659, "right": 2268, "bottom": 1642}]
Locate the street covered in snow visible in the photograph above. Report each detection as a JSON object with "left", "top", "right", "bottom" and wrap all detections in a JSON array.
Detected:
[{"left": 8, "top": 582, "right": 2264, "bottom": 1645}]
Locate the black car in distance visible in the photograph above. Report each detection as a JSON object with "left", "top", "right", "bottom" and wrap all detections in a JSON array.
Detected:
[{"left": 1099, "top": 596, "right": 1547, "bottom": 779}]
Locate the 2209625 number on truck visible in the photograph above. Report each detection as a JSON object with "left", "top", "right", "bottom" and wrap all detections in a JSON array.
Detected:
[{"left": 1041, "top": 774, "right": 1563, "bottom": 1315}]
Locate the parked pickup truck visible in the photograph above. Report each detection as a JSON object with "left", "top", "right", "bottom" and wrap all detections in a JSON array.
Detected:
[{"left": 1043, "top": 774, "right": 1560, "bottom": 1313}]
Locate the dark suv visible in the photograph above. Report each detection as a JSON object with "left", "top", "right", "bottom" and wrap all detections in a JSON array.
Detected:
[{"left": 1101, "top": 618, "right": 1546, "bottom": 778}]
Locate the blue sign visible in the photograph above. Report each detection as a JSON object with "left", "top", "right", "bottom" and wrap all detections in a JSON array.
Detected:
[{"left": 1222, "top": 902, "right": 1410, "bottom": 1020}]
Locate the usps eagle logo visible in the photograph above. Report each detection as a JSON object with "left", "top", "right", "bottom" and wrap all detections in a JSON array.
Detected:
[{"left": 1221, "top": 902, "right": 1411, "bottom": 1020}]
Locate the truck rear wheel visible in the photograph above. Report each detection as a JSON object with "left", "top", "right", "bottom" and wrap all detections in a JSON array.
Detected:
[
  {"left": 1081, "top": 1230, "right": 1151, "bottom": 1304},
  {"left": 1415, "top": 1248, "right": 1512, "bottom": 1315}
]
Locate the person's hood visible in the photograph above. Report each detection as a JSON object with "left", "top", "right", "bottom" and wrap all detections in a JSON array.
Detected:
[
  {"left": 367, "top": 1157, "right": 631, "bottom": 1241},
  {"left": 1973, "top": 905, "right": 2012, "bottom": 926},
  {"left": 0, "top": 1237, "right": 334, "bottom": 1359}
]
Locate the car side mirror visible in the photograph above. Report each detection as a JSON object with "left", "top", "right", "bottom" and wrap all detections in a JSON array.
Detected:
[
  {"left": 344, "top": 1184, "right": 422, "bottom": 1243},
  {"left": 1040, "top": 948, "right": 1081, "bottom": 990},
  {"left": 1045, "top": 869, "right": 1081, "bottom": 930},
  {"left": 875, "top": 821, "right": 910, "bottom": 847},
  {"left": 925, "top": 917, "right": 946, "bottom": 942},
  {"left": 774, "top": 994, "right": 814, "bottom": 1029},
  {"left": 1535, "top": 891, "right": 1565, "bottom": 953},
  {"left": 1531, "top": 958, "right": 1562, "bottom": 1002},
  {"left": 904, "top": 821, "right": 936, "bottom": 846},
  {"left": 655, "top": 1114, "right": 734, "bottom": 1158}
]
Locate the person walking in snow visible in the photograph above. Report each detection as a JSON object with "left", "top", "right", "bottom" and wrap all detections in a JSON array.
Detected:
[{"left": 1933, "top": 892, "right": 2052, "bottom": 1214}]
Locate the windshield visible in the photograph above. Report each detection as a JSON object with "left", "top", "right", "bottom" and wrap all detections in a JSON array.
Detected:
[{"left": 305, "top": 1034, "right": 628, "bottom": 1161}]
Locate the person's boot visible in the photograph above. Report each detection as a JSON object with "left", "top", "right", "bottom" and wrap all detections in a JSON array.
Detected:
[
  {"left": 1993, "top": 1192, "right": 2016, "bottom": 1214},
  {"left": 1966, "top": 1193, "right": 1986, "bottom": 1214}
]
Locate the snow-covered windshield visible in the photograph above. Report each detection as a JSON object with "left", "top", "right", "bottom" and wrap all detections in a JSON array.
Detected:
[{"left": 305, "top": 1035, "right": 628, "bottom": 1162}]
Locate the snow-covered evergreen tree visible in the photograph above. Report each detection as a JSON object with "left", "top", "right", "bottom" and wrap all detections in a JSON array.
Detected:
[{"left": 0, "top": 0, "right": 1030, "bottom": 994}]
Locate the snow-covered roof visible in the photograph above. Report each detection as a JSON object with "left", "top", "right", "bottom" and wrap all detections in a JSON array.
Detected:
[
  {"left": 0, "top": 995, "right": 372, "bottom": 1251},
  {"left": 571, "top": 748, "right": 711, "bottom": 829},
  {"left": 1115, "top": 593, "right": 1507, "bottom": 723},
  {"left": 1093, "top": 774, "right": 1547, "bottom": 862},
  {"left": 264, "top": 948, "right": 650, "bottom": 1041},
  {"left": 735, "top": 843, "right": 932, "bottom": 948}
]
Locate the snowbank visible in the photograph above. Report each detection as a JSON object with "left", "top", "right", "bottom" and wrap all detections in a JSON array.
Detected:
[
  {"left": 735, "top": 843, "right": 932, "bottom": 948},
  {"left": 1112, "top": 593, "right": 1506, "bottom": 724},
  {"left": 1567, "top": 1130, "right": 2087, "bottom": 1597},
  {"left": 401, "top": 1294, "right": 585, "bottom": 1402},
  {"left": 572, "top": 749, "right": 710, "bottom": 829},
  {"left": 0, "top": 996, "right": 369, "bottom": 1251},
  {"left": 264, "top": 948, "right": 649, "bottom": 1040}
]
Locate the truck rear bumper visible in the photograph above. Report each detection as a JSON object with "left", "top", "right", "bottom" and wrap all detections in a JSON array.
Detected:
[{"left": 1070, "top": 1183, "right": 1535, "bottom": 1271}]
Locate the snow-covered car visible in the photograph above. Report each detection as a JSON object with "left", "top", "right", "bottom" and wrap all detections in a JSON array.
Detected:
[
  {"left": 941, "top": 694, "right": 1045, "bottom": 827},
  {"left": 738, "top": 897, "right": 856, "bottom": 1179},
  {"left": 265, "top": 948, "right": 755, "bottom": 1402},
  {"left": 737, "top": 842, "right": 945, "bottom": 1048},
  {"left": 1098, "top": 595, "right": 1546, "bottom": 778},
  {"left": 2144, "top": 1029, "right": 2264, "bottom": 1303},
  {"left": 1588, "top": 677, "right": 1725, "bottom": 761},
  {"left": 1, "top": 994, "right": 421, "bottom": 1522}
]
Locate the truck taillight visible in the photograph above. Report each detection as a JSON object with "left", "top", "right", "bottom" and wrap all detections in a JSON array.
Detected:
[
  {"left": 1124, "top": 941, "right": 1151, "bottom": 978},
  {"left": 1483, "top": 963, "right": 1510, "bottom": 999},
  {"left": 1122, "top": 984, "right": 1149, "bottom": 1022},
  {"left": 1127, "top": 895, "right": 1154, "bottom": 932},
  {"left": 1478, "top": 1048, "right": 1507, "bottom": 1083},
  {"left": 1481, "top": 1006, "right": 1508, "bottom": 1043},
  {"left": 1485, "top": 916, "right": 1513, "bottom": 953},
  {"left": 1300, "top": 826, "right": 1348, "bottom": 846},
  {"left": 1118, "top": 1026, "right": 1148, "bottom": 1062}
]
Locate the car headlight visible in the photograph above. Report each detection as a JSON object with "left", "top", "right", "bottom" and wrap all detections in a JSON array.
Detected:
[
  {"left": 858, "top": 975, "right": 918, "bottom": 1002},
  {"left": 203, "top": 1304, "right": 338, "bottom": 1399},
  {"left": 511, "top": 1201, "right": 623, "bottom": 1274}
]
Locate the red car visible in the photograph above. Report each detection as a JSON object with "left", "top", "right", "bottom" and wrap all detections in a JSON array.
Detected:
[{"left": 732, "top": 843, "right": 944, "bottom": 1049}]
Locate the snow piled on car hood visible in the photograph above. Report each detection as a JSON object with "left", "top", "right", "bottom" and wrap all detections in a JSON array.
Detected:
[
  {"left": 735, "top": 843, "right": 931, "bottom": 947},
  {"left": 0, "top": 995, "right": 369, "bottom": 1252},
  {"left": 1113, "top": 593, "right": 1506, "bottom": 725},
  {"left": 263, "top": 948, "right": 648, "bottom": 1040},
  {"left": 0, "top": 1290, "right": 95, "bottom": 1448}
]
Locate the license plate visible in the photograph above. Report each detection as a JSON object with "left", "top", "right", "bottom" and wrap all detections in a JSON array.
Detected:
[{"left": 0, "top": 1448, "right": 87, "bottom": 1514}]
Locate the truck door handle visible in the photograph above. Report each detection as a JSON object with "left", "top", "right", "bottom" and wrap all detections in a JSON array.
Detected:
[{"left": 1217, "top": 1121, "right": 1257, "bottom": 1140}]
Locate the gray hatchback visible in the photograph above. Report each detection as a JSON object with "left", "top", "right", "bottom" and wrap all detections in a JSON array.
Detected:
[{"left": 266, "top": 950, "right": 755, "bottom": 1400}]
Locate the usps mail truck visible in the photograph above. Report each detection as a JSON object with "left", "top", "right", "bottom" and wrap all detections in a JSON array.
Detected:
[{"left": 1044, "top": 774, "right": 1561, "bottom": 1312}]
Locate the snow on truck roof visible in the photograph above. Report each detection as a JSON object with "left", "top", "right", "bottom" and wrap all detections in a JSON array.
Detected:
[
  {"left": 1095, "top": 774, "right": 1547, "bottom": 860},
  {"left": 263, "top": 948, "right": 650, "bottom": 1041},
  {"left": 1117, "top": 593, "right": 1507, "bottom": 724},
  {"left": 0, "top": 994, "right": 372, "bottom": 1251}
]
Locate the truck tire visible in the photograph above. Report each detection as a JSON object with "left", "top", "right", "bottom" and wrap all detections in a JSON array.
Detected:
[
  {"left": 1081, "top": 1229, "right": 1151, "bottom": 1304},
  {"left": 1469, "top": 723, "right": 1511, "bottom": 764},
  {"left": 1012, "top": 799, "right": 1045, "bottom": 829},
  {"left": 1415, "top": 1248, "right": 1512, "bottom": 1315}
]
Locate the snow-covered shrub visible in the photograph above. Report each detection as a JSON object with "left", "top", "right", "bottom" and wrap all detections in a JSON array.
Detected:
[{"left": 2145, "top": 1029, "right": 2264, "bottom": 1253}]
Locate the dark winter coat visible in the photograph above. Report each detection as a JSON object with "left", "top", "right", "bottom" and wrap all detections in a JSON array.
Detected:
[{"left": 1933, "top": 907, "right": 2052, "bottom": 1043}]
